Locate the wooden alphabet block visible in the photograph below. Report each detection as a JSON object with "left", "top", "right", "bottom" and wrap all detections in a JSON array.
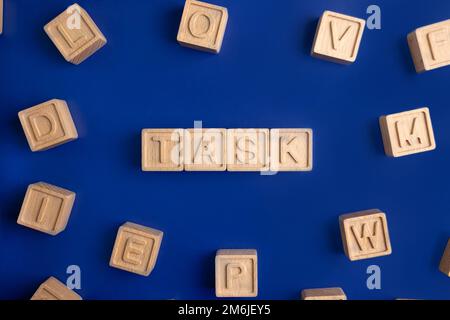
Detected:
[
  {"left": 142, "top": 129, "right": 184, "bottom": 171},
  {"left": 339, "top": 209, "right": 392, "bottom": 261},
  {"left": 17, "top": 182, "right": 76, "bottom": 235},
  {"left": 379, "top": 107, "right": 436, "bottom": 157},
  {"left": 184, "top": 129, "right": 227, "bottom": 171},
  {"left": 311, "top": 11, "right": 365, "bottom": 64},
  {"left": 301, "top": 287, "right": 347, "bottom": 300},
  {"left": 18, "top": 99, "right": 78, "bottom": 152},
  {"left": 110, "top": 222, "right": 163, "bottom": 276},
  {"left": 31, "top": 277, "right": 82, "bottom": 300},
  {"left": 0, "top": 0, "right": 3, "bottom": 34},
  {"left": 408, "top": 19, "right": 450, "bottom": 73},
  {"left": 215, "top": 249, "right": 258, "bottom": 297},
  {"left": 270, "top": 129, "right": 313, "bottom": 171},
  {"left": 44, "top": 4, "right": 107, "bottom": 64},
  {"left": 439, "top": 239, "right": 450, "bottom": 277},
  {"left": 177, "top": 0, "right": 228, "bottom": 53},
  {"left": 227, "top": 129, "right": 269, "bottom": 171}
]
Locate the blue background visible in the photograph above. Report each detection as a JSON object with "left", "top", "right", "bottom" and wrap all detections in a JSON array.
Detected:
[{"left": 1, "top": 0, "right": 450, "bottom": 300}]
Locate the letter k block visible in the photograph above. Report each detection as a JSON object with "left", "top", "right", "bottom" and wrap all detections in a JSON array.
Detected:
[{"left": 270, "top": 129, "right": 313, "bottom": 171}]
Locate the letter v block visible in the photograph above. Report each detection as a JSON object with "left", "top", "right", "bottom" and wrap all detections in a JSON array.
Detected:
[
  {"left": 31, "top": 277, "right": 82, "bottom": 300},
  {"left": 379, "top": 107, "right": 436, "bottom": 157},
  {"left": 311, "top": 11, "right": 365, "bottom": 64},
  {"left": 339, "top": 209, "right": 392, "bottom": 261},
  {"left": 18, "top": 99, "right": 78, "bottom": 152},
  {"left": 215, "top": 249, "right": 258, "bottom": 297},
  {"left": 110, "top": 222, "right": 163, "bottom": 276}
]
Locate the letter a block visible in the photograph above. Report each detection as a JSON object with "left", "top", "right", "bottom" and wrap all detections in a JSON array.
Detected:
[
  {"left": 215, "top": 249, "right": 258, "bottom": 297},
  {"left": 142, "top": 129, "right": 184, "bottom": 171},
  {"left": 177, "top": 0, "right": 228, "bottom": 53},
  {"left": 44, "top": 4, "right": 107, "bottom": 64},
  {"left": 270, "top": 129, "right": 313, "bottom": 171},
  {"left": 184, "top": 129, "right": 227, "bottom": 171},
  {"left": 408, "top": 19, "right": 450, "bottom": 73},
  {"left": 439, "top": 239, "right": 450, "bottom": 277},
  {"left": 301, "top": 287, "right": 347, "bottom": 300},
  {"left": 110, "top": 222, "right": 163, "bottom": 276},
  {"left": 227, "top": 129, "right": 269, "bottom": 171},
  {"left": 379, "top": 107, "right": 436, "bottom": 157},
  {"left": 17, "top": 182, "right": 76, "bottom": 235},
  {"left": 339, "top": 209, "right": 392, "bottom": 261},
  {"left": 18, "top": 99, "right": 78, "bottom": 152},
  {"left": 31, "top": 277, "right": 82, "bottom": 300},
  {"left": 311, "top": 11, "right": 365, "bottom": 64}
]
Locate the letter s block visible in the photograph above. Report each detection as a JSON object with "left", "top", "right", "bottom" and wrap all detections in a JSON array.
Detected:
[
  {"left": 227, "top": 129, "right": 269, "bottom": 171},
  {"left": 379, "top": 107, "right": 436, "bottom": 157},
  {"left": 18, "top": 99, "right": 78, "bottom": 152},
  {"left": 215, "top": 249, "right": 258, "bottom": 297},
  {"left": 339, "top": 209, "right": 392, "bottom": 261},
  {"left": 177, "top": 0, "right": 228, "bottom": 53},
  {"left": 44, "top": 4, "right": 107, "bottom": 65},
  {"left": 110, "top": 222, "right": 163, "bottom": 276},
  {"left": 408, "top": 19, "right": 450, "bottom": 73},
  {"left": 311, "top": 11, "right": 365, "bottom": 64},
  {"left": 17, "top": 182, "right": 76, "bottom": 235},
  {"left": 31, "top": 277, "right": 82, "bottom": 300}
]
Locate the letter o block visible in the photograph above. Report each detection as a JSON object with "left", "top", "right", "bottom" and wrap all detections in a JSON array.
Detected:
[
  {"left": 31, "top": 277, "right": 82, "bottom": 300},
  {"left": 215, "top": 249, "right": 258, "bottom": 297},
  {"left": 110, "top": 222, "right": 163, "bottom": 276},
  {"left": 18, "top": 99, "right": 78, "bottom": 152},
  {"left": 177, "top": 0, "right": 228, "bottom": 53}
]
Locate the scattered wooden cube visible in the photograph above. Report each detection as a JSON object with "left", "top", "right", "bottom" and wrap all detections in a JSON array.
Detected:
[
  {"left": 184, "top": 129, "right": 227, "bottom": 171},
  {"left": 110, "top": 222, "right": 163, "bottom": 276},
  {"left": 301, "top": 287, "right": 347, "bottom": 300},
  {"left": 215, "top": 249, "right": 258, "bottom": 297},
  {"left": 177, "top": 0, "right": 228, "bottom": 53},
  {"left": 270, "top": 129, "right": 313, "bottom": 171},
  {"left": 339, "top": 209, "right": 392, "bottom": 261},
  {"left": 227, "top": 129, "right": 269, "bottom": 171},
  {"left": 379, "top": 107, "right": 436, "bottom": 157},
  {"left": 311, "top": 10, "right": 365, "bottom": 64},
  {"left": 18, "top": 99, "right": 78, "bottom": 152},
  {"left": 44, "top": 4, "right": 107, "bottom": 64},
  {"left": 142, "top": 129, "right": 184, "bottom": 171},
  {"left": 408, "top": 19, "right": 450, "bottom": 73},
  {"left": 31, "top": 277, "right": 82, "bottom": 300},
  {"left": 0, "top": 0, "right": 3, "bottom": 34},
  {"left": 17, "top": 182, "right": 76, "bottom": 235},
  {"left": 439, "top": 239, "right": 450, "bottom": 277}
]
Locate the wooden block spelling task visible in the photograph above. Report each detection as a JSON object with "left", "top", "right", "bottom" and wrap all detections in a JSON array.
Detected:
[
  {"left": 339, "top": 209, "right": 392, "bottom": 261},
  {"left": 18, "top": 99, "right": 78, "bottom": 152},
  {"left": 408, "top": 19, "right": 450, "bottom": 73},
  {"left": 215, "top": 249, "right": 258, "bottom": 297},
  {"left": 301, "top": 287, "right": 347, "bottom": 300},
  {"left": 44, "top": 4, "right": 107, "bottom": 64},
  {"left": 177, "top": 0, "right": 228, "bottom": 53},
  {"left": 17, "top": 182, "right": 76, "bottom": 236},
  {"left": 110, "top": 222, "right": 163, "bottom": 276},
  {"left": 439, "top": 239, "right": 450, "bottom": 277},
  {"left": 31, "top": 277, "right": 82, "bottom": 300},
  {"left": 311, "top": 10, "right": 365, "bottom": 64},
  {"left": 379, "top": 107, "right": 436, "bottom": 157}
]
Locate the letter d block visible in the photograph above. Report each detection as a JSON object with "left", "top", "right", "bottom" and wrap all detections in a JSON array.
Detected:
[
  {"left": 18, "top": 99, "right": 78, "bottom": 152},
  {"left": 339, "top": 209, "right": 392, "bottom": 261},
  {"left": 215, "top": 249, "right": 258, "bottom": 297},
  {"left": 379, "top": 107, "right": 436, "bottom": 157},
  {"left": 31, "top": 277, "right": 82, "bottom": 300},
  {"left": 110, "top": 222, "right": 163, "bottom": 276},
  {"left": 311, "top": 11, "right": 365, "bottom": 64},
  {"left": 439, "top": 239, "right": 450, "bottom": 277},
  {"left": 408, "top": 19, "right": 450, "bottom": 73},
  {"left": 44, "top": 4, "right": 107, "bottom": 65},
  {"left": 17, "top": 182, "right": 76, "bottom": 235}
]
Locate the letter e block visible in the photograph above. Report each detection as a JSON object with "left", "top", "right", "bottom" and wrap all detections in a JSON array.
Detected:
[
  {"left": 339, "top": 209, "right": 392, "bottom": 261},
  {"left": 408, "top": 19, "right": 450, "bottom": 73},
  {"left": 301, "top": 287, "right": 347, "bottom": 300},
  {"left": 270, "top": 129, "right": 313, "bottom": 171},
  {"left": 44, "top": 4, "right": 107, "bottom": 64},
  {"left": 142, "top": 129, "right": 184, "bottom": 171},
  {"left": 177, "top": 0, "right": 228, "bottom": 53},
  {"left": 18, "top": 99, "right": 78, "bottom": 152},
  {"left": 17, "top": 182, "right": 76, "bottom": 235},
  {"left": 439, "top": 239, "right": 450, "bottom": 277},
  {"left": 31, "top": 277, "right": 82, "bottom": 300},
  {"left": 110, "top": 222, "right": 163, "bottom": 276},
  {"left": 215, "top": 249, "right": 258, "bottom": 297},
  {"left": 311, "top": 11, "right": 365, "bottom": 64},
  {"left": 227, "top": 129, "right": 269, "bottom": 171},
  {"left": 379, "top": 107, "right": 436, "bottom": 157},
  {"left": 184, "top": 128, "right": 226, "bottom": 171}
]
